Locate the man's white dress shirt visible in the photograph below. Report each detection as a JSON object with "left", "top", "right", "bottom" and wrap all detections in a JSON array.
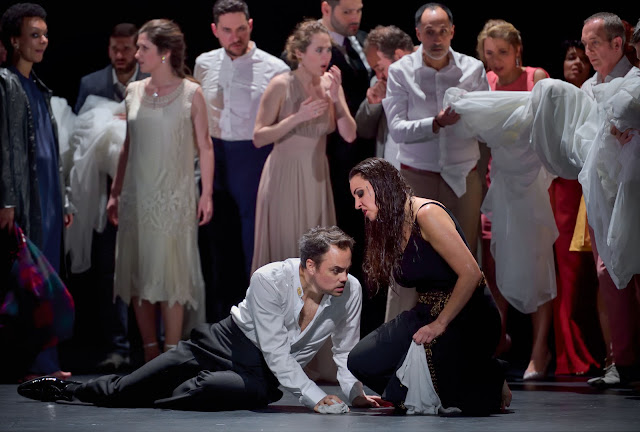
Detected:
[
  {"left": 383, "top": 46, "right": 489, "bottom": 197},
  {"left": 581, "top": 55, "right": 633, "bottom": 99},
  {"left": 230, "top": 258, "right": 365, "bottom": 408},
  {"left": 194, "top": 42, "right": 289, "bottom": 141}
]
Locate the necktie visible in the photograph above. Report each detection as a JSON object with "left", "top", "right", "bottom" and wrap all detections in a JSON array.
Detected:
[
  {"left": 343, "top": 37, "right": 366, "bottom": 72},
  {"left": 113, "top": 82, "right": 125, "bottom": 102}
]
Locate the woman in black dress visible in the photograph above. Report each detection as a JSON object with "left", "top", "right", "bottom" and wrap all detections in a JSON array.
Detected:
[{"left": 347, "top": 157, "right": 511, "bottom": 415}]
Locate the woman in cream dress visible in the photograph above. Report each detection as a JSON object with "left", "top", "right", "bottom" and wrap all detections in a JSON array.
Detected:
[{"left": 107, "top": 19, "right": 214, "bottom": 362}]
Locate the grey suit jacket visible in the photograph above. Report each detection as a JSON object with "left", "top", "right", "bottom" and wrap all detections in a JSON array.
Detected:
[{"left": 74, "top": 65, "right": 148, "bottom": 113}]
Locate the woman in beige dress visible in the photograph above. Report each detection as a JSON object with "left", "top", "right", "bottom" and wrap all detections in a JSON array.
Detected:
[
  {"left": 106, "top": 19, "right": 214, "bottom": 363},
  {"left": 251, "top": 19, "right": 356, "bottom": 273}
]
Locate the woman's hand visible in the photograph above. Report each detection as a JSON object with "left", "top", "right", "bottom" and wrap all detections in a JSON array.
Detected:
[
  {"left": 197, "top": 194, "right": 213, "bottom": 226},
  {"left": 106, "top": 195, "right": 119, "bottom": 226},
  {"left": 325, "top": 65, "right": 342, "bottom": 101},
  {"left": 352, "top": 394, "right": 393, "bottom": 408},
  {"left": 297, "top": 96, "right": 329, "bottom": 123},
  {"left": 413, "top": 321, "right": 446, "bottom": 345}
]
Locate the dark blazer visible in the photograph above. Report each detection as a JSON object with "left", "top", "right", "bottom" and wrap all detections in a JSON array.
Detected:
[
  {"left": 74, "top": 65, "right": 148, "bottom": 113},
  {"left": 328, "top": 30, "right": 371, "bottom": 115}
]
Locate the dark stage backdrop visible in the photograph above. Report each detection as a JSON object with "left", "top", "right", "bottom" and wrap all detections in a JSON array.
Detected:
[{"left": 9, "top": 1, "right": 639, "bottom": 107}]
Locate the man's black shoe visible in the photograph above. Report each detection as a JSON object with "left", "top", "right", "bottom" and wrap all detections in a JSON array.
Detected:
[{"left": 17, "top": 377, "right": 80, "bottom": 402}]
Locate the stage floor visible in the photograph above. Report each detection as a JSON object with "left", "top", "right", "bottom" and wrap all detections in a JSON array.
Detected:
[{"left": 2, "top": 375, "right": 639, "bottom": 431}]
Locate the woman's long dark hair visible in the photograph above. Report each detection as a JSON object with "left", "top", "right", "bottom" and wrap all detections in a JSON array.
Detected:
[{"left": 349, "top": 157, "right": 414, "bottom": 297}]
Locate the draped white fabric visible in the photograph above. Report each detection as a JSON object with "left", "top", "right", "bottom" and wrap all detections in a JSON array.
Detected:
[
  {"left": 445, "top": 74, "right": 640, "bottom": 291},
  {"left": 396, "top": 342, "right": 461, "bottom": 415},
  {"left": 578, "top": 74, "right": 640, "bottom": 289},
  {"left": 56, "top": 96, "right": 127, "bottom": 273},
  {"left": 444, "top": 88, "right": 558, "bottom": 314}
]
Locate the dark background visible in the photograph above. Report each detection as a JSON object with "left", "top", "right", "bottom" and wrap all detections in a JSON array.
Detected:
[{"left": 12, "top": 1, "right": 640, "bottom": 108}]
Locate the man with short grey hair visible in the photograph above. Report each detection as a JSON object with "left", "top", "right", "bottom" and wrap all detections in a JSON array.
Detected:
[
  {"left": 580, "top": 11, "right": 640, "bottom": 388},
  {"left": 581, "top": 12, "right": 633, "bottom": 97}
]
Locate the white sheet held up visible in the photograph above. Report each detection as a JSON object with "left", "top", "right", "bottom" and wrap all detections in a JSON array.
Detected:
[
  {"left": 445, "top": 76, "right": 640, "bottom": 290},
  {"left": 444, "top": 88, "right": 558, "bottom": 314},
  {"left": 66, "top": 96, "right": 126, "bottom": 273}
]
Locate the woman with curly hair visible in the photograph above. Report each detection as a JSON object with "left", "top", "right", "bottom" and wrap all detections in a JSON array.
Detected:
[
  {"left": 347, "top": 157, "right": 510, "bottom": 415},
  {"left": 251, "top": 19, "right": 355, "bottom": 272}
]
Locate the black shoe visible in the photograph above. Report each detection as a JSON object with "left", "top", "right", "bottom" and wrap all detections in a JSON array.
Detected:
[{"left": 17, "top": 377, "right": 80, "bottom": 402}]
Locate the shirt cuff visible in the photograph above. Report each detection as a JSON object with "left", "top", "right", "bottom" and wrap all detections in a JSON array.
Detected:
[
  {"left": 299, "top": 385, "right": 328, "bottom": 409},
  {"left": 347, "top": 381, "right": 365, "bottom": 404}
]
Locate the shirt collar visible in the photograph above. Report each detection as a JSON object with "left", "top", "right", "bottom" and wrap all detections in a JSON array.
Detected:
[
  {"left": 112, "top": 63, "right": 140, "bottom": 86},
  {"left": 328, "top": 30, "right": 346, "bottom": 47},
  {"left": 596, "top": 55, "right": 634, "bottom": 84}
]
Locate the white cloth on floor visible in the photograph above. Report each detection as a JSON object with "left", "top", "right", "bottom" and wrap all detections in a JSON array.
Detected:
[
  {"left": 396, "top": 342, "right": 461, "bottom": 415},
  {"left": 444, "top": 88, "right": 558, "bottom": 313},
  {"left": 316, "top": 399, "right": 350, "bottom": 414}
]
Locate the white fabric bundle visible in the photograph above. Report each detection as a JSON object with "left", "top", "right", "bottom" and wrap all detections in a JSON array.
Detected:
[
  {"left": 444, "top": 88, "right": 558, "bottom": 313},
  {"left": 316, "top": 399, "right": 350, "bottom": 414},
  {"left": 445, "top": 74, "right": 640, "bottom": 290},
  {"left": 54, "top": 95, "right": 127, "bottom": 273},
  {"left": 396, "top": 342, "right": 461, "bottom": 415}
]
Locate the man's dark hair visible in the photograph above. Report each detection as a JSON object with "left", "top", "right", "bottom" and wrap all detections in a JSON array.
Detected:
[
  {"left": 0, "top": 3, "right": 47, "bottom": 62},
  {"left": 213, "top": 0, "right": 250, "bottom": 24},
  {"left": 414, "top": 3, "right": 453, "bottom": 27},
  {"left": 111, "top": 22, "right": 138, "bottom": 39},
  {"left": 364, "top": 25, "right": 414, "bottom": 60},
  {"left": 299, "top": 226, "right": 354, "bottom": 269}
]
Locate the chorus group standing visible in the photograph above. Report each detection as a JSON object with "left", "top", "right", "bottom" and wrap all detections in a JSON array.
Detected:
[{"left": 3, "top": 0, "right": 640, "bottom": 408}]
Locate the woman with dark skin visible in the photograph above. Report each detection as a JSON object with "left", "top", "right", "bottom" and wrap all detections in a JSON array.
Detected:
[{"left": 1, "top": 2, "right": 73, "bottom": 382}]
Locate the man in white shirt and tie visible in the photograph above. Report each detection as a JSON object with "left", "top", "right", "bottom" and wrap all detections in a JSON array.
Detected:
[
  {"left": 17, "top": 226, "right": 383, "bottom": 413},
  {"left": 383, "top": 3, "right": 489, "bottom": 258},
  {"left": 193, "top": 0, "right": 290, "bottom": 318}
]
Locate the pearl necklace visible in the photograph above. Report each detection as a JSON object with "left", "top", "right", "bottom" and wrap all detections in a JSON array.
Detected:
[{"left": 149, "top": 80, "right": 179, "bottom": 108}]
